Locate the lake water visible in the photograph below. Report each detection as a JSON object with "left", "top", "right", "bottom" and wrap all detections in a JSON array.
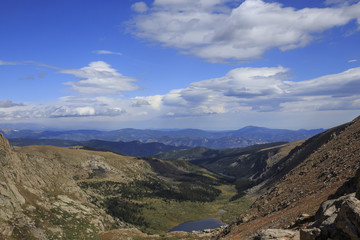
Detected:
[{"left": 168, "top": 218, "right": 227, "bottom": 232}]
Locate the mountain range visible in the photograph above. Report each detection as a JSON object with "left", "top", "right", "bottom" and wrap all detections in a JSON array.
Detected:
[
  {"left": 1, "top": 126, "right": 324, "bottom": 149},
  {"left": 8, "top": 138, "right": 190, "bottom": 157}
]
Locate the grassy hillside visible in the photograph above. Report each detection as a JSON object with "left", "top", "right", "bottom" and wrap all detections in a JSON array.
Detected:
[{"left": 76, "top": 156, "right": 252, "bottom": 234}]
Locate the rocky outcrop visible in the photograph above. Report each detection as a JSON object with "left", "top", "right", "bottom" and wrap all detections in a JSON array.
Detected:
[
  {"left": 336, "top": 195, "right": 360, "bottom": 239},
  {"left": 241, "top": 168, "right": 360, "bottom": 240},
  {"left": 301, "top": 168, "right": 360, "bottom": 240},
  {"left": 0, "top": 134, "right": 27, "bottom": 237}
]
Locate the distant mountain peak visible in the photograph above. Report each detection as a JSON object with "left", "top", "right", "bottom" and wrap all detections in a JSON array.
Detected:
[{"left": 239, "top": 126, "right": 268, "bottom": 130}]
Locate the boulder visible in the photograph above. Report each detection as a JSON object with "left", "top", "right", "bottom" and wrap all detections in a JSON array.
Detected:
[
  {"left": 312, "top": 195, "right": 348, "bottom": 228},
  {"left": 335, "top": 195, "right": 360, "bottom": 240},
  {"left": 254, "top": 229, "right": 299, "bottom": 240},
  {"left": 302, "top": 193, "right": 360, "bottom": 240}
]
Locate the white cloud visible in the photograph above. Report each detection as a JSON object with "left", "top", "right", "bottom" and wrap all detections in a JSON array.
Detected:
[
  {"left": 348, "top": 59, "right": 358, "bottom": 63},
  {"left": 24, "top": 61, "right": 60, "bottom": 70},
  {"left": 46, "top": 96, "right": 127, "bottom": 118},
  {"left": 130, "top": 0, "right": 360, "bottom": 62},
  {"left": 152, "top": 0, "right": 229, "bottom": 11},
  {"left": 288, "top": 67, "right": 360, "bottom": 98},
  {"left": 61, "top": 61, "right": 142, "bottom": 95},
  {"left": 131, "top": 2, "right": 149, "bottom": 13},
  {"left": 48, "top": 105, "right": 125, "bottom": 118},
  {"left": 0, "top": 62, "right": 141, "bottom": 121},
  {"left": 0, "top": 59, "right": 60, "bottom": 69},
  {"left": 134, "top": 66, "right": 360, "bottom": 117},
  {"left": 317, "top": 96, "right": 360, "bottom": 111},
  {"left": 325, "top": 0, "right": 359, "bottom": 6},
  {"left": 159, "top": 66, "right": 290, "bottom": 114},
  {"left": 132, "top": 95, "right": 163, "bottom": 110},
  {"left": 0, "top": 96, "right": 127, "bottom": 120},
  {"left": 92, "top": 50, "right": 123, "bottom": 56},
  {"left": 131, "top": 99, "right": 151, "bottom": 107},
  {"left": 0, "top": 100, "right": 25, "bottom": 108}
]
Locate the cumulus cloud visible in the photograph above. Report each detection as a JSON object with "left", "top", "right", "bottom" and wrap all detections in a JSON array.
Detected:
[
  {"left": 129, "top": 0, "right": 360, "bottom": 62},
  {"left": 61, "top": 61, "right": 142, "bottom": 95},
  {"left": 131, "top": 95, "right": 163, "bottom": 110},
  {"left": 45, "top": 96, "right": 127, "bottom": 118},
  {"left": 0, "top": 62, "right": 142, "bottom": 121},
  {"left": 48, "top": 105, "right": 125, "bottom": 118},
  {"left": 157, "top": 66, "right": 291, "bottom": 115},
  {"left": 0, "top": 100, "right": 25, "bottom": 108},
  {"left": 92, "top": 50, "right": 123, "bottom": 56},
  {"left": 317, "top": 96, "right": 360, "bottom": 111},
  {"left": 136, "top": 66, "right": 360, "bottom": 117},
  {"left": 131, "top": 99, "right": 151, "bottom": 107},
  {"left": 288, "top": 67, "right": 360, "bottom": 97},
  {"left": 0, "top": 96, "right": 127, "bottom": 120},
  {"left": 131, "top": 2, "right": 149, "bottom": 13}
]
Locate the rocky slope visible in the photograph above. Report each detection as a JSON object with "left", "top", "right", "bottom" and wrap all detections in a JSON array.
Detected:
[
  {"left": 218, "top": 116, "right": 360, "bottom": 239},
  {"left": 0, "top": 133, "right": 139, "bottom": 239}
]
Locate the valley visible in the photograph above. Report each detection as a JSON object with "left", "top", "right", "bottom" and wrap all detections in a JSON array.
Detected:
[
  {"left": 1, "top": 117, "right": 360, "bottom": 240},
  {"left": 0, "top": 135, "right": 252, "bottom": 239}
]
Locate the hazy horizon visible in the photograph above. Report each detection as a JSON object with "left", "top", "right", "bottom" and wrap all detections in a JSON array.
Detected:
[{"left": 0, "top": 122, "right": 327, "bottom": 132}]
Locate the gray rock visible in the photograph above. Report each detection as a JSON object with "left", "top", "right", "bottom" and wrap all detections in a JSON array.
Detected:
[
  {"left": 302, "top": 193, "right": 360, "bottom": 240},
  {"left": 313, "top": 194, "right": 350, "bottom": 227},
  {"left": 335, "top": 196, "right": 360, "bottom": 240},
  {"left": 254, "top": 229, "right": 299, "bottom": 240}
]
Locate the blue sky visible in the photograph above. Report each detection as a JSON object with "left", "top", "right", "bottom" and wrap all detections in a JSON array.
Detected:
[{"left": 0, "top": 0, "right": 360, "bottom": 130}]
